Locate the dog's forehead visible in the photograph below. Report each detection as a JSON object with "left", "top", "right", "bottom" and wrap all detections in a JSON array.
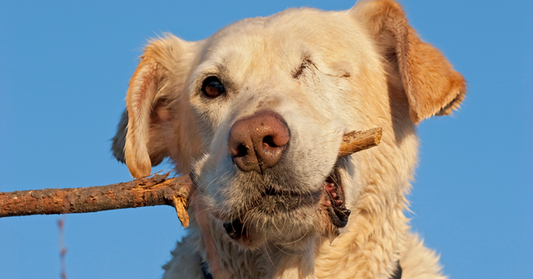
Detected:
[{"left": 198, "top": 8, "right": 370, "bottom": 75}]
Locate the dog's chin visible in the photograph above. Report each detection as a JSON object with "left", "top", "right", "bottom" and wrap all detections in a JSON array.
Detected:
[
  {"left": 214, "top": 167, "right": 350, "bottom": 249},
  {"left": 220, "top": 203, "right": 321, "bottom": 250}
]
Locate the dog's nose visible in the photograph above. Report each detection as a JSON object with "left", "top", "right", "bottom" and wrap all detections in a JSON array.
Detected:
[{"left": 228, "top": 110, "right": 290, "bottom": 173}]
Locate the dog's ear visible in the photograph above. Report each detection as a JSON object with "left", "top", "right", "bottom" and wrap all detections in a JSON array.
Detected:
[
  {"left": 111, "top": 109, "right": 128, "bottom": 164},
  {"left": 351, "top": 0, "right": 466, "bottom": 124},
  {"left": 111, "top": 35, "right": 193, "bottom": 178}
]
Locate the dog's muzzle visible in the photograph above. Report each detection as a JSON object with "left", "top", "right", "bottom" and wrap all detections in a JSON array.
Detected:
[{"left": 222, "top": 110, "right": 351, "bottom": 242}]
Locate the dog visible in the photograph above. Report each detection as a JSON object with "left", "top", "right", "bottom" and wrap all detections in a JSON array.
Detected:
[{"left": 112, "top": 0, "right": 466, "bottom": 278}]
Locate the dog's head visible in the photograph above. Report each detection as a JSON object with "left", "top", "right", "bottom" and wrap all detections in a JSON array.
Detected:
[{"left": 112, "top": 0, "right": 465, "bottom": 249}]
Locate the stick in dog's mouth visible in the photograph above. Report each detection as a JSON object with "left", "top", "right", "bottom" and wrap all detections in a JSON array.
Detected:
[
  {"left": 0, "top": 128, "right": 382, "bottom": 231},
  {"left": 222, "top": 127, "right": 382, "bottom": 239},
  {"left": 337, "top": 127, "right": 382, "bottom": 158}
]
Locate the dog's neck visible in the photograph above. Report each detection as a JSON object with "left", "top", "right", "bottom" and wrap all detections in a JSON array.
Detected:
[{"left": 193, "top": 202, "right": 316, "bottom": 278}]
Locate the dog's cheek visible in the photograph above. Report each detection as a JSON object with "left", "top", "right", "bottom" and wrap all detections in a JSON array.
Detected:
[
  {"left": 281, "top": 119, "right": 344, "bottom": 191},
  {"left": 189, "top": 88, "right": 237, "bottom": 143},
  {"left": 193, "top": 151, "right": 242, "bottom": 216},
  {"left": 338, "top": 159, "right": 358, "bottom": 209}
]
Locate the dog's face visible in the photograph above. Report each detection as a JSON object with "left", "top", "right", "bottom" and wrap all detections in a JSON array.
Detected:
[
  {"left": 113, "top": 1, "right": 465, "bottom": 250},
  {"left": 188, "top": 10, "right": 381, "bottom": 247}
]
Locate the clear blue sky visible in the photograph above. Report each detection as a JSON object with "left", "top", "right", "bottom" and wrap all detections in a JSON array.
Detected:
[{"left": 0, "top": 1, "right": 531, "bottom": 278}]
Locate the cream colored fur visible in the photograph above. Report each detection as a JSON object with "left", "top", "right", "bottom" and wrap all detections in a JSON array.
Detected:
[{"left": 112, "top": 1, "right": 466, "bottom": 278}]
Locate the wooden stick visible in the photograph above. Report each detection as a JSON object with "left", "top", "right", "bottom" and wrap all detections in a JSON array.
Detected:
[
  {"left": 338, "top": 127, "right": 382, "bottom": 158},
  {"left": 0, "top": 127, "right": 382, "bottom": 226},
  {"left": 0, "top": 173, "right": 194, "bottom": 227}
]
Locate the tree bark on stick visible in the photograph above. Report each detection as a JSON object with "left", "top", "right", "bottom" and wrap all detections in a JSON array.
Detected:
[
  {"left": 338, "top": 127, "right": 382, "bottom": 157},
  {"left": 0, "top": 127, "right": 382, "bottom": 228},
  {"left": 0, "top": 174, "right": 194, "bottom": 227}
]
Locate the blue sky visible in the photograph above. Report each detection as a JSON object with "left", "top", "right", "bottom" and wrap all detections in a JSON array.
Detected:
[{"left": 0, "top": 0, "right": 531, "bottom": 278}]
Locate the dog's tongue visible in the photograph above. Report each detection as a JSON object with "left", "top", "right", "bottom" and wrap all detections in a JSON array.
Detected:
[{"left": 324, "top": 182, "right": 351, "bottom": 228}]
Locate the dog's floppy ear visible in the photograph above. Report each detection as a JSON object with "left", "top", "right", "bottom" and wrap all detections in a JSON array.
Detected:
[
  {"left": 112, "top": 35, "right": 193, "bottom": 178},
  {"left": 351, "top": 0, "right": 466, "bottom": 124},
  {"left": 111, "top": 109, "right": 128, "bottom": 164}
]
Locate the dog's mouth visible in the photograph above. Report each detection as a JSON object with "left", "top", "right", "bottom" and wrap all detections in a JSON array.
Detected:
[
  {"left": 321, "top": 168, "right": 351, "bottom": 228},
  {"left": 223, "top": 167, "right": 350, "bottom": 240}
]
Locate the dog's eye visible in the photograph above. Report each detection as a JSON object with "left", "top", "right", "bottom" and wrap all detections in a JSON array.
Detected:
[{"left": 201, "top": 76, "right": 226, "bottom": 98}]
